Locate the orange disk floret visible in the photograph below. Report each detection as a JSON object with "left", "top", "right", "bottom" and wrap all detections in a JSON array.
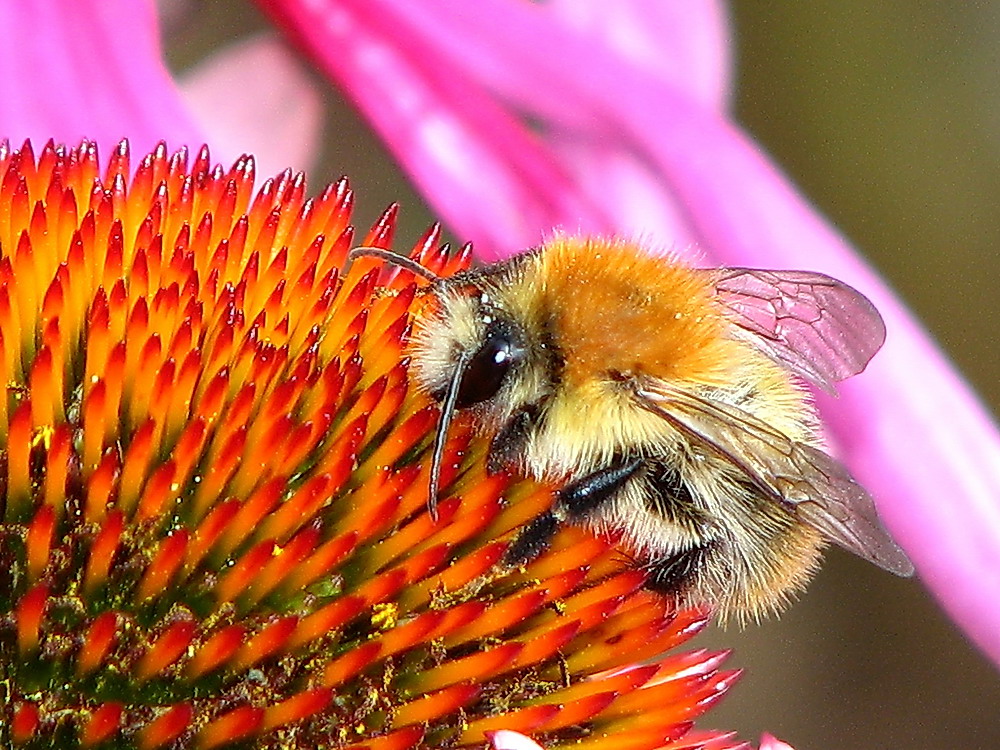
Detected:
[
  {"left": 0, "top": 140, "right": 740, "bottom": 750},
  {"left": 76, "top": 611, "right": 119, "bottom": 677}
]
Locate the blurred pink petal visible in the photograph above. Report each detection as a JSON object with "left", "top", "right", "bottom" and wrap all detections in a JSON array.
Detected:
[
  {"left": 263, "top": 0, "right": 728, "bottom": 257},
  {"left": 530, "top": 0, "right": 732, "bottom": 111},
  {"left": 258, "top": 0, "right": 620, "bottom": 252},
  {"left": 0, "top": 0, "right": 204, "bottom": 156},
  {"left": 486, "top": 730, "right": 545, "bottom": 750},
  {"left": 759, "top": 733, "right": 796, "bottom": 750},
  {"left": 546, "top": 138, "right": 698, "bottom": 251},
  {"left": 176, "top": 33, "right": 324, "bottom": 180}
]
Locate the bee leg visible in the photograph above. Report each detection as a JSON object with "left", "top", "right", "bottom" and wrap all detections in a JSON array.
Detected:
[
  {"left": 504, "top": 458, "right": 643, "bottom": 566},
  {"left": 487, "top": 404, "right": 540, "bottom": 474},
  {"left": 503, "top": 511, "right": 560, "bottom": 565},
  {"left": 643, "top": 544, "right": 715, "bottom": 597},
  {"left": 557, "top": 459, "right": 644, "bottom": 518}
]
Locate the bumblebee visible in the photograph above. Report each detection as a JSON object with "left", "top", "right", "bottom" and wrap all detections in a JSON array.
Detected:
[{"left": 353, "top": 236, "right": 913, "bottom": 620}]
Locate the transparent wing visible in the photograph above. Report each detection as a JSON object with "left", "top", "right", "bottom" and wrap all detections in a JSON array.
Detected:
[
  {"left": 708, "top": 268, "right": 886, "bottom": 394},
  {"left": 633, "top": 379, "right": 914, "bottom": 576}
]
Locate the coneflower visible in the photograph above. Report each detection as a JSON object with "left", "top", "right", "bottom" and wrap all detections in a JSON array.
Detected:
[{"left": 1, "top": 140, "right": 743, "bottom": 749}]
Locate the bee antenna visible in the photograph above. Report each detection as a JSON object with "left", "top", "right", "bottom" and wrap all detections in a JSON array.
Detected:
[
  {"left": 348, "top": 246, "right": 442, "bottom": 283},
  {"left": 428, "top": 351, "right": 470, "bottom": 522}
]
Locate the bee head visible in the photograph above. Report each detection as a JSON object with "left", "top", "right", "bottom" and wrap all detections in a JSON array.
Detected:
[
  {"left": 348, "top": 245, "right": 546, "bottom": 520},
  {"left": 415, "top": 285, "right": 533, "bottom": 517}
]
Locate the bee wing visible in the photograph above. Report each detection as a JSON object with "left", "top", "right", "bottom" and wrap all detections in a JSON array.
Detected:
[
  {"left": 708, "top": 268, "right": 886, "bottom": 394},
  {"left": 633, "top": 379, "right": 914, "bottom": 576}
]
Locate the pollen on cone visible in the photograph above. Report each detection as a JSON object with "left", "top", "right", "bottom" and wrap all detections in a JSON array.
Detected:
[
  {"left": 0, "top": 140, "right": 740, "bottom": 749},
  {"left": 82, "top": 510, "right": 124, "bottom": 593},
  {"left": 318, "top": 635, "right": 379, "bottom": 685},
  {"left": 414, "top": 642, "right": 524, "bottom": 693},
  {"left": 342, "top": 726, "right": 425, "bottom": 750},
  {"left": 136, "top": 529, "right": 189, "bottom": 601},
  {"left": 260, "top": 688, "right": 333, "bottom": 732},
  {"left": 392, "top": 684, "right": 481, "bottom": 728}
]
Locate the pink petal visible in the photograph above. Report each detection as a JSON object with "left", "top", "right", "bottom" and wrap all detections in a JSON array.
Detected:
[
  {"left": 176, "top": 33, "right": 324, "bottom": 180},
  {"left": 258, "top": 0, "right": 617, "bottom": 256},
  {"left": 312, "top": 1, "right": 809, "bottom": 261},
  {"left": 275, "top": 0, "right": 726, "bottom": 255},
  {"left": 547, "top": 138, "right": 699, "bottom": 252},
  {"left": 547, "top": 0, "right": 732, "bottom": 110},
  {"left": 336, "top": 0, "right": 725, "bottom": 140},
  {"left": 486, "top": 730, "right": 545, "bottom": 750},
  {"left": 0, "top": 0, "right": 204, "bottom": 157},
  {"left": 537, "top": 0, "right": 731, "bottom": 248},
  {"left": 759, "top": 733, "right": 796, "bottom": 750},
  {"left": 330, "top": 0, "right": 661, "bottom": 133}
]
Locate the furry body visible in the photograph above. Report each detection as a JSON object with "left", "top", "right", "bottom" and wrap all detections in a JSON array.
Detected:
[{"left": 406, "top": 236, "right": 910, "bottom": 620}]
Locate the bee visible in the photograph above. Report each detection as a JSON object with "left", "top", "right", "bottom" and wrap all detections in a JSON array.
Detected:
[{"left": 351, "top": 236, "right": 913, "bottom": 620}]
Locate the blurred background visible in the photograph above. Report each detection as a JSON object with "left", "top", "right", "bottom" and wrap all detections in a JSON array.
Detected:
[{"left": 165, "top": 2, "right": 1000, "bottom": 748}]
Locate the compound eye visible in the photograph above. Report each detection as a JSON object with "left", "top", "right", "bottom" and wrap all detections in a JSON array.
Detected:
[{"left": 455, "top": 322, "right": 521, "bottom": 408}]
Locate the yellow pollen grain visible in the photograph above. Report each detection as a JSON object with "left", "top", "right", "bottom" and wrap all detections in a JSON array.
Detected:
[{"left": 371, "top": 602, "right": 398, "bottom": 630}]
